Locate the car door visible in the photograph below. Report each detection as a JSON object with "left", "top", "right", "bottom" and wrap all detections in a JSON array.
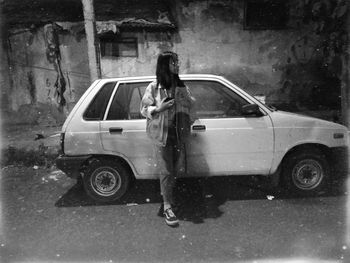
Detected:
[
  {"left": 185, "top": 80, "right": 274, "bottom": 176},
  {"left": 99, "top": 81, "right": 157, "bottom": 178}
]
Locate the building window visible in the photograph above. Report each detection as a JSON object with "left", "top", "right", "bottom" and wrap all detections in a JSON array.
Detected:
[
  {"left": 100, "top": 36, "right": 138, "bottom": 58},
  {"left": 244, "top": 0, "right": 288, "bottom": 30}
]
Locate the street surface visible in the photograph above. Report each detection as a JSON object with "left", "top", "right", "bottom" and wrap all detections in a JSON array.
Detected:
[{"left": 0, "top": 166, "right": 349, "bottom": 263}]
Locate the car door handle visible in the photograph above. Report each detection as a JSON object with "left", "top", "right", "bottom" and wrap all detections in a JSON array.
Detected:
[
  {"left": 109, "top": 127, "right": 123, "bottom": 133},
  {"left": 192, "top": 125, "right": 206, "bottom": 131}
]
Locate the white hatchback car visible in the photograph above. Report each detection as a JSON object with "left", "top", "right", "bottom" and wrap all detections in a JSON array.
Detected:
[{"left": 56, "top": 74, "right": 348, "bottom": 202}]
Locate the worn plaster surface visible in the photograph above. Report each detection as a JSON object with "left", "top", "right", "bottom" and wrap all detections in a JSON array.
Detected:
[{"left": 1, "top": 0, "right": 348, "bottom": 125}]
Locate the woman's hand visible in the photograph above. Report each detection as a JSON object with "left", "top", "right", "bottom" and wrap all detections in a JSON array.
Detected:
[{"left": 157, "top": 97, "right": 175, "bottom": 113}]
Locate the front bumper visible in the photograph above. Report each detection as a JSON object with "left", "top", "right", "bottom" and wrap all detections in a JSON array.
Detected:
[
  {"left": 56, "top": 155, "right": 91, "bottom": 179},
  {"left": 329, "top": 146, "right": 348, "bottom": 178}
]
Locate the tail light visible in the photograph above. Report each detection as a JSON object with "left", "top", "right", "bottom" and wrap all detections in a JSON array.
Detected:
[{"left": 60, "top": 132, "right": 65, "bottom": 154}]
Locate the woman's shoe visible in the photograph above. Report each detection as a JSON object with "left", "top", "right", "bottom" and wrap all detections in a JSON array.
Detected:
[{"left": 164, "top": 208, "right": 179, "bottom": 226}]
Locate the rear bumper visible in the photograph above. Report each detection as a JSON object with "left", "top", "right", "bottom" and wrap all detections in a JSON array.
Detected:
[{"left": 56, "top": 155, "right": 91, "bottom": 179}]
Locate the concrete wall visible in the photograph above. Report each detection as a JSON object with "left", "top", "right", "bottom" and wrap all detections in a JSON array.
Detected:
[
  {"left": 0, "top": 36, "right": 11, "bottom": 114},
  {"left": 4, "top": 27, "right": 90, "bottom": 125},
  {"left": 173, "top": 0, "right": 281, "bottom": 92},
  {"left": 100, "top": 0, "right": 347, "bottom": 122},
  {"left": 0, "top": 4, "right": 11, "bottom": 118},
  {"left": 3, "top": 0, "right": 348, "bottom": 125},
  {"left": 4, "top": 28, "right": 168, "bottom": 125},
  {"left": 171, "top": 0, "right": 346, "bottom": 122}
]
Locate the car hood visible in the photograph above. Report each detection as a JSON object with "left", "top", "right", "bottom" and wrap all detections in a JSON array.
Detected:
[{"left": 269, "top": 111, "right": 348, "bottom": 131}]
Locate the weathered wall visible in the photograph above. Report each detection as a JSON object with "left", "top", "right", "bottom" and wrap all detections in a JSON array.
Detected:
[
  {"left": 171, "top": 0, "right": 347, "bottom": 122},
  {"left": 4, "top": 26, "right": 90, "bottom": 125},
  {"left": 3, "top": 0, "right": 348, "bottom": 125},
  {"left": 100, "top": 0, "right": 348, "bottom": 122},
  {"left": 101, "top": 31, "right": 174, "bottom": 77},
  {"left": 0, "top": 24, "right": 11, "bottom": 116},
  {"left": 4, "top": 27, "right": 170, "bottom": 125},
  {"left": 173, "top": 0, "right": 279, "bottom": 92},
  {"left": 59, "top": 32, "right": 91, "bottom": 100},
  {"left": 0, "top": 2, "right": 11, "bottom": 118},
  {"left": 341, "top": 8, "right": 350, "bottom": 127}
]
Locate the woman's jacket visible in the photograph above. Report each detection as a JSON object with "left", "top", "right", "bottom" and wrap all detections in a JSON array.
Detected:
[{"left": 140, "top": 81, "right": 195, "bottom": 146}]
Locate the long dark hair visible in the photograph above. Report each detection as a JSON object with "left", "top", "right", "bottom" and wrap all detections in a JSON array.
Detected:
[{"left": 156, "top": 51, "right": 185, "bottom": 89}]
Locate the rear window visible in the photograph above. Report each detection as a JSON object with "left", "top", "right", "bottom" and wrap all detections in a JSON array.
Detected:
[{"left": 83, "top": 82, "right": 116, "bottom": 120}]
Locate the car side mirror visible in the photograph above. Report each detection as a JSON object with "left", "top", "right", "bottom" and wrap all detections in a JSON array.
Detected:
[{"left": 241, "top": 104, "right": 263, "bottom": 117}]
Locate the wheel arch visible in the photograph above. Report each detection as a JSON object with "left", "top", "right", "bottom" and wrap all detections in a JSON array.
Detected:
[
  {"left": 271, "top": 143, "right": 331, "bottom": 187},
  {"left": 281, "top": 143, "right": 331, "bottom": 164},
  {"left": 279, "top": 143, "right": 332, "bottom": 194},
  {"left": 79, "top": 154, "right": 136, "bottom": 181}
]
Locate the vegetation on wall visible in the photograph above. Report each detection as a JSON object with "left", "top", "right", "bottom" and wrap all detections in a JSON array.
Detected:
[
  {"left": 271, "top": 0, "right": 348, "bottom": 121},
  {"left": 302, "top": 0, "right": 347, "bottom": 77}
]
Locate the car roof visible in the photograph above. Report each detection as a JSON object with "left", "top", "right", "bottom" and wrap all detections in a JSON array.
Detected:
[{"left": 97, "top": 74, "right": 227, "bottom": 82}]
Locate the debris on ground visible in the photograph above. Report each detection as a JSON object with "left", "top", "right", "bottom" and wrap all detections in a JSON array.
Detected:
[
  {"left": 267, "top": 195, "right": 274, "bottom": 200},
  {"left": 126, "top": 203, "right": 138, "bottom": 206}
]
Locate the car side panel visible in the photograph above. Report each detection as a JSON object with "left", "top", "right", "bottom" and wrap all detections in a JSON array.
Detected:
[
  {"left": 64, "top": 120, "right": 105, "bottom": 155},
  {"left": 99, "top": 120, "right": 158, "bottom": 178},
  {"left": 269, "top": 111, "right": 349, "bottom": 173},
  {"left": 63, "top": 81, "right": 115, "bottom": 156},
  {"left": 187, "top": 116, "right": 274, "bottom": 176}
]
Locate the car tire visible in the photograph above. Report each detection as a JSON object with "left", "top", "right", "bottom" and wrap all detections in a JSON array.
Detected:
[
  {"left": 83, "top": 159, "right": 130, "bottom": 203},
  {"left": 282, "top": 149, "right": 330, "bottom": 196}
]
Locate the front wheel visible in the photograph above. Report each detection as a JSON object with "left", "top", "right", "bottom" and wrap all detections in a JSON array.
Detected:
[
  {"left": 83, "top": 159, "right": 130, "bottom": 203},
  {"left": 282, "top": 149, "right": 330, "bottom": 196}
]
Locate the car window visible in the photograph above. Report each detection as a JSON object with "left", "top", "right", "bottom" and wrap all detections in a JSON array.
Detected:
[
  {"left": 106, "top": 82, "right": 149, "bottom": 120},
  {"left": 83, "top": 82, "right": 116, "bottom": 121},
  {"left": 185, "top": 80, "right": 249, "bottom": 118},
  {"left": 129, "top": 86, "right": 147, "bottom": 119}
]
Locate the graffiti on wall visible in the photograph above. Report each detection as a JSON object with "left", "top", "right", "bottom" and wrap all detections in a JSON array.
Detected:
[
  {"left": 27, "top": 70, "right": 36, "bottom": 104},
  {"left": 44, "top": 23, "right": 66, "bottom": 111}
]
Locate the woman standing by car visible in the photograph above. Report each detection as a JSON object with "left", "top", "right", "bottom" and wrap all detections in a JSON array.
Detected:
[{"left": 140, "top": 51, "right": 195, "bottom": 226}]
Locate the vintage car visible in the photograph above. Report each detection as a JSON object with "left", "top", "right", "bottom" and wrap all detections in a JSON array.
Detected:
[{"left": 56, "top": 74, "right": 348, "bottom": 202}]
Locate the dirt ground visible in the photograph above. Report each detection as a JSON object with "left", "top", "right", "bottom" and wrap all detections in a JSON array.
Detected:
[{"left": 0, "top": 165, "right": 349, "bottom": 263}]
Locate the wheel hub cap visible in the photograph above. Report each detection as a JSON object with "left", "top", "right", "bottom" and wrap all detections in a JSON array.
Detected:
[
  {"left": 292, "top": 159, "right": 323, "bottom": 190},
  {"left": 92, "top": 168, "right": 121, "bottom": 196}
]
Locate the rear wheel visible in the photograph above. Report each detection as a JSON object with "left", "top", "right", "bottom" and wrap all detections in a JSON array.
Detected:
[
  {"left": 282, "top": 149, "right": 330, "bottom": 196},
  {"left": 83, "top": 159, "right": 130, "bottom": 203}
]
